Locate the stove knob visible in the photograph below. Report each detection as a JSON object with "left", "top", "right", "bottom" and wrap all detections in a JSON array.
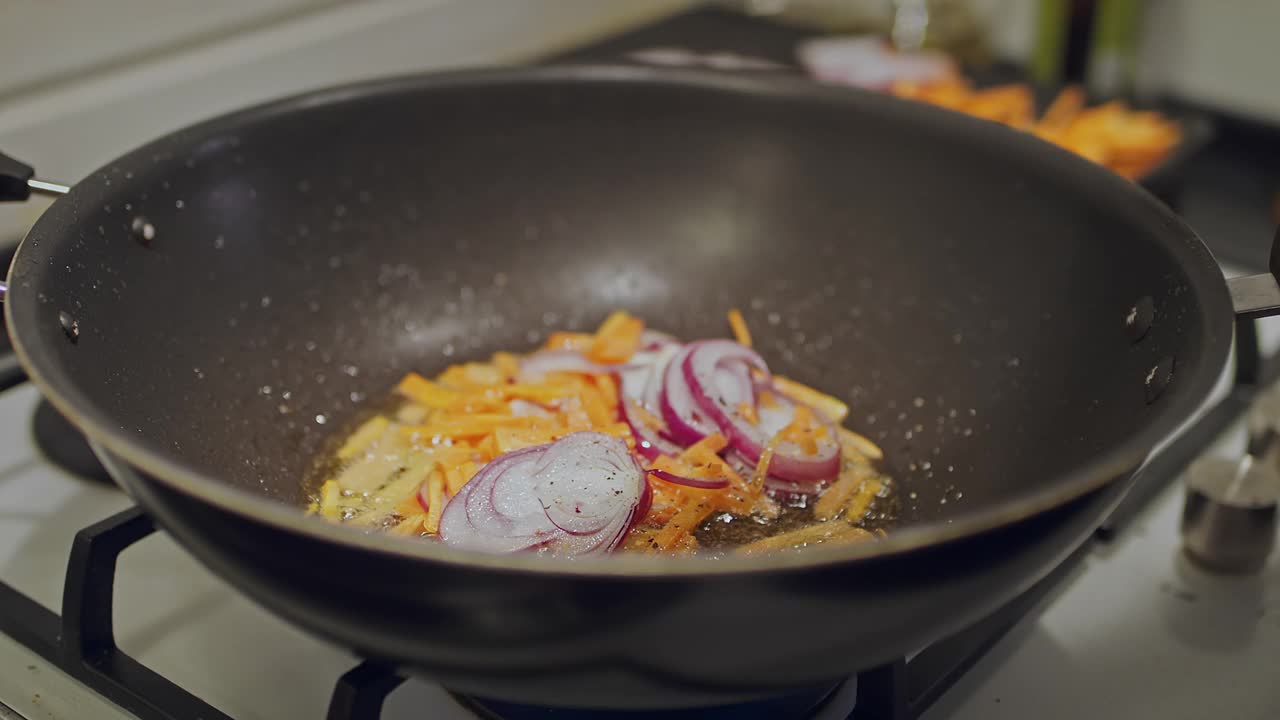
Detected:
[{"left": 1181, "top": 455, "right": 1278, "bottom": 574}]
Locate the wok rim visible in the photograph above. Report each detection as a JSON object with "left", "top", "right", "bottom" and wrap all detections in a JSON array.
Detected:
[{"left": 4, "top": 64, "right": 1234, "bottom": 578}]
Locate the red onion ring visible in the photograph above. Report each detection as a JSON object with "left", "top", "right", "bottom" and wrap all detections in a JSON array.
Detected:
[
  {"left": 648, "top": 468, "right": 731, "bottom": 490},
  {"left": 659, "top": 344, "right": 719, "bottom": 444},
  {"left": 640, "top": 329, "right": 679, "bottom": 351},
  {"left": 683, "top": 340, "right": 840, "bottom": 486},
  {"left": 439, "top": 433, "right": 645, "bottom": 555},
  {"left": 620, "top": 397, "right": 684, "bottom": 461}
]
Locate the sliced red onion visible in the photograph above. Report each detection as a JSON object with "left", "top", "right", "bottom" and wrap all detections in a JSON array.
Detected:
[
  {"left": 440, "top": 446, "right": 557, "bottom": 553},
  {"left": 648, "top": 468, "right": 731, "bottom": 490},
  {"left": 439, "top": 433, "right": 645, "bottom": 556},
  {"left": 629, "top": 479, "right": 652, "bottom": 531},
  {"left": 660, "top": 344, "right": 719, "bottom": 444},
  {"left": 616, "top": 350, "right": 659, "bottom": 401},
  {"left": 640, "top": 329, "right": 679, "bottom": 350},
  {"left": 531, "top": 432, "right": 643, "bottom": 536},
  {"left": 621, "top": 397, "right": 684, "bottom": 461},
  {"left": 683, "top": 341, "right": 839, "bottom": 486}
]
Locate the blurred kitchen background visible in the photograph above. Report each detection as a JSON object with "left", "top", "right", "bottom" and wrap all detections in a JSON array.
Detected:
[{"left": 2, "top": 0, "right": 1279, "bottom": 268}]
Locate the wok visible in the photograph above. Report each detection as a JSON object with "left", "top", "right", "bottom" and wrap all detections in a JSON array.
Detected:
[{"left": 0, "top": 66, "right": 1272, "bottom": 709}]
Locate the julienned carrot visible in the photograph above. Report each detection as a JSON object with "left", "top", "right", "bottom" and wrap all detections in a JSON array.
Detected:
[
  {"left": 491, "top": 351, "right": 521, "bottom": 379},
  {"left": 728, "top": 308, "right": 752, "bottom": 347},
  {"left": 750, "top": 439, "right": 778, "bottom": 494},
  {"left": 813, "top": 466, "right": 873, "bottom": 521},
  {"left": 320, "top": 480, "right": 342, "bottom": 520},
  {"left": 396, "top": 373, "right": 457, "bottom": 408},
  {"left": 589, "top": 310, "right": 644, "bottom": 363},
  {"left": 545, "top": 331, "right": 594, "bottom": 352},
  {"left": 737, "top": 523, "right": 872, "bottom": 555},
  {"left": 402, "top": 414, "right": 543, "bottom": 439},
  {"left": 773, "top": 376, "right": 849, "bottom": 423},
  {"left": 396, "top": 489, "right": 424, "bottom": 518},
  {"left": 654, "top": 497, "right": 716, "bottom": 550},
  {"left": 391, "top": 514, "right": 426, "bottom": 536},
  {"left": 592, "top": 374, "right": 619, "bottom": 412},
  {"left": 844, "top": 476, "right": 883, "bottom": 524},
  {"left": 839, "top": 427, "right": 884, "bottom": 461},
  {"left": 337, "top": 415, "right": 390, "bottom": 460},
  {"left": 422, "top": 468, "right": 446, "bottom": 534},
  {"left": 628, "top": 400, "right": 665, "bottom": 431},
  {"left": 579, "top": 383, "right": 615, "bottom": 427},
  {"left": 680, "top": 432, "right": 729, "bottom": 460}
]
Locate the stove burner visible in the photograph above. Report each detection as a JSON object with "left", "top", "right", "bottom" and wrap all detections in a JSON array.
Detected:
[
  {"left": 32, "top": 398, "right": 113, "bottom": 484},
  {"left": 453, "top": 684, "right": 846, "bottom": 720}
]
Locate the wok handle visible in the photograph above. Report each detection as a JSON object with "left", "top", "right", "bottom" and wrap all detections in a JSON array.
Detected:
[
  {"left": 0, "top": 151, "right": 70, "bottom": 203},
  {"left": 1227, "top": 227, "right": 1280, "bottom": 319},
  {"left": 1, "top": 151, "right": 69, "bottom": 304}
]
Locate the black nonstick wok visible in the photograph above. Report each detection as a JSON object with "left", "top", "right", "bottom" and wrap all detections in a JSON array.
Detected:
[{"left": 1, "top": 66, "right": 1274, "bottom": 709}]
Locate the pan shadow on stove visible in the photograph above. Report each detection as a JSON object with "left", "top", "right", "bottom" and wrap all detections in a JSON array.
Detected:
[
  {"left": 919, "top": 561, "right": 1088, "bottom": 720},
  {"left": 32, "top": 399, "right": 113, "bottom": 484}
]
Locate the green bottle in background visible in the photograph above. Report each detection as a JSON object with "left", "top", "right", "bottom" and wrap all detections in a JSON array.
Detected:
[{"left": 1031, "top": 0, "right": 1139, "bottom": 96}]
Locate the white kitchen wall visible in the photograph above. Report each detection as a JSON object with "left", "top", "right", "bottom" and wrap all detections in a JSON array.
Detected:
[
  {"left": 1136, "top": 0, "right": 1280, "bottom": 123},
  {"left": 0, "top": 0, "right": 336, "bottom": 97},
  {"left": 0, "top": 0, "right": 694, "bottom": 240}
]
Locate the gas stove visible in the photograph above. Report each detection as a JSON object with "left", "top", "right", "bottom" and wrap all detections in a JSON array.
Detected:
[{"left": 2, "top": 6, "right": 1279, "bottom": 720}]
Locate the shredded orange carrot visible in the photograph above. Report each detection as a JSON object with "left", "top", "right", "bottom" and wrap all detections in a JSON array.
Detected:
[
  {"left": 544, "top": 331, "right": 595, "bottom": 352},
  {"left": 844, "top": 477, "right": 884, "bottom": 524},
  {"left": 390, "top": 514, "right": 426, "bottom": 536},
  {"left": 627, "top": 400, "right": 666, "bottom": 431},
  {"left": 396, "top": 373, "right": 457, "bottom": 408},
  {"left": 680, "top": 432, "right": 729, "bottom": 460},
  {"left": 473, "top": 434, "right": 498, "bottom": 462},
  {"left": 422, "top": 469, "right": 446, "bottom": 534},
  {"left": 404, "top": 414, "right": 544, "bottom": 440},
  {"left": 839, "top": 427, "right": 884, "bottom": 461},
  {"left": 589, "top": 311, "right": 645, "bottom": 363},
  {"left": 396, "top": 489, "right": 425, "bottom": 518},
  {"left": 737, "top": 523, "right": 872, "bottom": 555},
  {"left": 579, "top": 383, "right": 615, "bottom": 427},
  {"left": 652, "top": 455, "right": 721, "bottom": 480},
  {"left": 728, "top": 308, "right": 752, "bottom": 347},
  {"left": 492, "top": 351, "right": 521, "bottom": 379},
  {"left": 813, "top": 468, "right": 869, "bottom": 521},
  {"left": 592, "top": 373, "right": 619, "bottom": 412},
  {"left": 596, "top": 422, "right": 635, "bottom": 448},
  {"left": 779, "top": 405, "right": 821, "bottom": 454},
  {"left": 443, "top": 463, "right": 469, "bottom": 496},
  {"left": 494, "top": 425, "right": 556, "bottom": 453},
  {"left": 654, "top": 497, "right": 715, "bottom": 550},
  {"left": 737, "top": 402, "right": 759, "bottom": 425},
  {"left": 750, "top": 439, "right": 778, "bottom": 494},
  {"left": 773, "top": 376, "right": 849, "bottom": 423},
  {"left": 497, "top": 383, "right": 579, "bottom": 404},
  {"left": 759, "top": 390, "right": 779, "bottom": 409}
]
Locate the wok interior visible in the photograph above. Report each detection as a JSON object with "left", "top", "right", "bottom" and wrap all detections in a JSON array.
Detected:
[{"left": 13, "top": 69, "right": 1218, "bottom": 529}]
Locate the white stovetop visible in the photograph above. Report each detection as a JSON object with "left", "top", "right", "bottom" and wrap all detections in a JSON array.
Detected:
[{"left": 2, "top": 2, "right": 1279, "bottom": 718}]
